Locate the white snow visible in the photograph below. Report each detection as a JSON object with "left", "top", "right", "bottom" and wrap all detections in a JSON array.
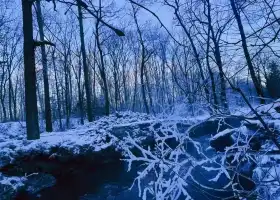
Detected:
[
  {"left": 0, "top": 173, "right": 26, "bottom": 190},
  {"left": 211, "top": 128, "right": 236, "bottom": 140},
  {"left": 0, "top": 125, "right": 113, "bottom": 167},
  {"left": 0, "top": 111, "right": 199, "bottom": 168},
  {"left": 0, "top": 105, "right": 280, "bottom": 199}
]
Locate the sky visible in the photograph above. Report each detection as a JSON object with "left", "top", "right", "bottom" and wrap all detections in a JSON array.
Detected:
[
  {"left": 5, "top": 0, "right": 174, "bottom": 36},
  {"left": 116, "top": 0, "right": 174, "bottom": 29}
]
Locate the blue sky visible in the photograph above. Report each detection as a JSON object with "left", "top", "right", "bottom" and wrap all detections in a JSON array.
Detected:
[{"left": 116, "top": 0, "right": 173, "bottom": 28}]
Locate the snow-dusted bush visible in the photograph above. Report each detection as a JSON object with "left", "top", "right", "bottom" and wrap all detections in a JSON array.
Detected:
[
  {"left": 119, "top": 119, "right": 237, "bottom": 200},
  {"left": 120, "top": 122, "right": 191, "bottom": 199},
  {"left": 119, "top": 102, "right": 280, "bottom": 199}
]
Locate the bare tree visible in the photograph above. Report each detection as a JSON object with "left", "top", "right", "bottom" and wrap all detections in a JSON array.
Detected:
[
  {"left": 131, "top": 4, "right": 151, "bottom": 114},
  {"left": 35, "top": 0, "right": 53, "bottom": 132},
  {"left": 21, "top": 0, "right": 40, "bottom": 139},
  {"left": 77, "top": 0, "right": 93, "bottom": 121},
  {"left": 230, "top": 0, "right": 265, "bottom": 104},
  {"left": 95, "top": 0, "right": 110, "bottom": 115}
]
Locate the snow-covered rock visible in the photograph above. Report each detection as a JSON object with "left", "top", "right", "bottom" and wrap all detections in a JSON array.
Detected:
[{"left": 0, "top": 173, "right": 26, "bottom": 199}]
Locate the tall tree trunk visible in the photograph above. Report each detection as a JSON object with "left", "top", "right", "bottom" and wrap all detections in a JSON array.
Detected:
[
  {"left": 78, "top": 85, "right": 84, "bottom": 124},
  {"left": 35, "top": 0, "right": 53, "bottom": 132},
  {"left": 215, "top": 47, "right": 229, "bottom": 113},
  {"left": 132, "top": 61, "right": 138, "bottom": 112},
  {"left": 63, "top": 47, "right": 70, "bottom": 128},
  {"left": 64, "top": 61, "right": 70, "bottom": 128},
  {"left": 113, "top": 66, "right": 119, "bottom": 111},
  {"left": 230, "top": 0, "right": 265, "bottom": 104},
  {"left": 68, "top": 65, "right": 73, "bottom": 118},
  {"left": 0, "top": 98, "right": 6, "bottom": 121},
  {"left": 72, "top": 54, "right": 84, "bottom": 125},
  {"left": 96, "top": 0, "right": 110, "bottom": 115},
  {"left": 204, "top": 0, "right": 223, "bottom": 112},
  {"left": 77, "top": 2, "right": 93, "bottom": 122},
  {"left": 206, "top": 26, "right": 218, "bottom": 111},
  {"left": 131, "top": 5, "right": 150, "bottom": 114},
  {"left": 172, "top": 6, "right": 210, "bottom": 104},
  {"left": 92, "top": 46, "right": 96, "bottom": 119},
  {"left": 8, "top": 70, "right": 13, "bottom": 121},
  {"left": 101, "top": 69, "right": 110, "bottom": 115},
  {"left": 140, "top": 47, "right": 149, "bottom": 114},
  {"left": 96, "top": 38, "right": 110, "bottom": 115},
  {"left": 122, "top": 63, "right": 128, "bottom": 109},
  {"left": 144, "top": 65, "right": 154, "bottom": 114},
  {"left": 22, "top": 0, "right": 40, "bottom": 140},
  {"left": 52, "top": 50, "right": 62, "bottom": 130},
  {"left": 205, "top": 0, "right": 229, "bottom": 113},
  {"left": 0, "top": 63, "right": 7, "bottom": 121},
  {"left": 13, "top": 76, "right": 18, "bottom": 120}
]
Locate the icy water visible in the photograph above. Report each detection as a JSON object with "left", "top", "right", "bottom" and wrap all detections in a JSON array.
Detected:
[
  {"left": 20, "top": 161, "right": 141, "bottom": 200},
  {"left": 19, "top": 145, "right": 235, "bottom": 200}
]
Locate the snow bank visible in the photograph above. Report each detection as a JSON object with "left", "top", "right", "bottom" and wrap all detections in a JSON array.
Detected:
[
  {"left": 208, "top": 99, "right": 280, "bottom": 199},
  {"left": 0, "top": 112, "right": 156, "bottom": 197},
  {"left": 0, "top": 112, "right": 193, "bottom": 168},
  {"left": 0, "top": 126, "right": 113, "bottom": 168},
  {"left": 0, "top": 173, "right": 26, "bottom": 199}
]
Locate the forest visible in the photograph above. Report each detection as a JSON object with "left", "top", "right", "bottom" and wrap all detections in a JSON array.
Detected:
[{"left": 0, "top": 0, "right": 280, "bottom": 199}]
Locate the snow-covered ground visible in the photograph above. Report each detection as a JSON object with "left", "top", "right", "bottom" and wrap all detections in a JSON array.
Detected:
[
  {"left": 0, "top": 111, "right": 209, "bottom": 198},
  {"left": 0, "top": 110, "right": 207, "bottom": 165},
  {"left": 0, "top": 103, "right": 280, "bottom": 199},
  {"left": 0, "top": 112, "right": 151, "bottom": 197}
]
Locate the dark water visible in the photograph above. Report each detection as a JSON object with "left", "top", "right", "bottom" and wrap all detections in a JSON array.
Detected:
[
  {"left": 15, "top": 154, "right": 235, "bottom": 200},
  {"left": 16, "top": 161, "right": 141, "bottom": 200}
]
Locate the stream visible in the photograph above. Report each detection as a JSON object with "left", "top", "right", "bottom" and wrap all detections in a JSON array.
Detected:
[
  {"left": 18, "top": 161, "right": 140, "bottom": 200},
  {"left": 15, "top": 148, "right": 235, "bottom": 199},
  {"left": 11, "top": 118, "right": 246, "bottom": 200}
]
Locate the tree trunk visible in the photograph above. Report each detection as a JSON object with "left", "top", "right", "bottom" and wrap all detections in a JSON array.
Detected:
[
  {"left": 68, "top": 65, "right": 73, "bottom": 118},
  {"left": 113, "top": 66, "right": 119, "bottom": 111},
  {"left": 144, "top": 65, "right": 154, "bottom": 114},
  {"left": 122, "top": 63, "right": 128, "bottom": 109},
  {"left": 77, "top": 2, "right": 93, "bottom": 122},
  {"left": 140, "top": 49, "right": 149, "bottom": 114},
  {"left": 8, "top": 70, "right": 13, "bottom": 121},
  {"left": 52, "top": 50, "right": 62, "bottom": 130},
  {"left": 64, "top": 60, "right": 70, "bottom": 128},
  {"left": 35, "top": 0, "right": 53, "bottom": 132},
  {"left": 230, "top": 0, "right": 265, "bottom": 104},
  {"left": 172, "top": 8, "right": 210, "bottom": 104},
  {"left": 132, "top": 60, "right": 138, "bottom": 112},
  {"left": 78, "top": 85, "right": 84, "bottom": 124},
  {"left": 206, "top": 26, "right": 218, "bottom": 111},
  {"left": 131, "top": 5, "right": 150, "bottom": 114},
  {"left": 0, "top": 98, "right": 6, "bottom": 122},
  {"left": 96, "top": 0, "right": 110, "bottom": 116},
  {"left": 22, "top": 0, "right": 40, "bottom": 140},
  {"left": 96, "top": 42, "right": 110, "bottom": 115},
  {"left": 13, "top": 76, "right": 18, "bottom": 120}
]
